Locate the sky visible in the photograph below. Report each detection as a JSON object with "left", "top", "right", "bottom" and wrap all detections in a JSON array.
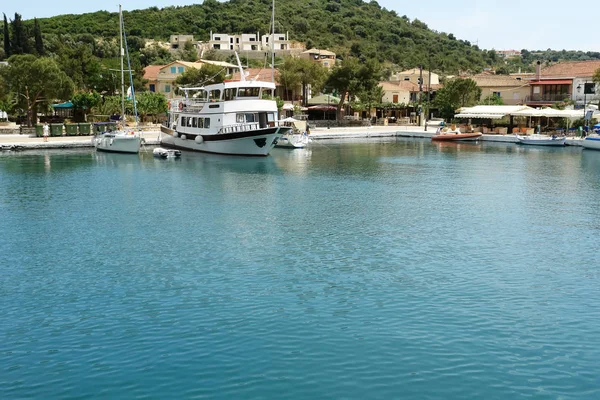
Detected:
[{"left": 1, "top": 0, "right": 598, "bottom": 52}]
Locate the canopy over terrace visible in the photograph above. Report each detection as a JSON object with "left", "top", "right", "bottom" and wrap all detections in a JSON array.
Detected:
[{"left": 455, "top": 105, "right": 531, "bottom": 119}]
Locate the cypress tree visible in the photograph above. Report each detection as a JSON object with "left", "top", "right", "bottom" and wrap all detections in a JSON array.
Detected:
[
  {"left": 33, "top": 18, "right": 44, "bottom": 55},
  {"left": 11, "top": 13, "right": 29, "bottom": 54},
  {"left": 2, "top": 14, "right": 9, "bottom": 58}
]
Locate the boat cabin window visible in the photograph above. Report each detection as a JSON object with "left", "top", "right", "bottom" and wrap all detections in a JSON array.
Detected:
[
  {"left": 187, "top": 117, "right": 192, "bottom": 127},
  {"left": 192, "top": 90, "right": 208, "bottom": 102},
  {"left": 245, "top": 113, "right": 256, "bottom": 123},
  {"left": 262, "top": 88, "right": 274, "bottom": 99},
  {"left": 209, "top": 89, "right": 221, "bottom": 102},
  {"left": 197, "top": 118, "right": 203, "bottom": 129},
  {"left": 180, "top": 116, "right": 186, "bottom": 127},
  {"left": 267, "top": 112, "right": 275, "bottom": 127},
  {"left": 191, "top": 117, "right": 197, "bottom": 128},
  {"left": 223, "top": 88, "right": 236, "bottom": 101},
  {"left": 204, "top": 118, "right": 210, "bottom": 129},
  {"left": 237, "top": 87, "right": 260, "bottom": 98},
  {"left": 236, "top": 114, "right": 245, "bottom": 123}
]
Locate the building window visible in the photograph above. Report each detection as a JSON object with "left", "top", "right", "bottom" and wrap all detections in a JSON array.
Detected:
[
  {"left": 165, "top": 84, "right": 171, "bottom": 93},
  {"left": 250, "top": 38, "right": 256, "bottom": 42},
  {"left": 493, "top": 91, "right": 501, "bottom": 97},
  {"left": 149, "top": 84, "right": 155, "bottom": 92},
  {"left": 214, "top": 44, "right": 220, "bottom": 50},
  {"left": 214, "top": 36, "right": 220, "bottom": 41},
  {"left": 236, "top": 38, "right": 239, "bottom": 43},
  {"left": 393, "top": 94, "right": 399, "bottom": 103},
  {"left": 323, "top": 62, "right": 329, "bottom": 67},
  {"left": 279, "top": 36, "right": 285, "bottom": 40},
  {"left": 178, "top": 66, "right": 184, "bottom": 73},
  {"left": 170, "top": 66, "right": 176, "bottom": 73}
]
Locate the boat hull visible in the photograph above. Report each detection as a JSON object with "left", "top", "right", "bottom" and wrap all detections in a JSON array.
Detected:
[
  {"left": 516, "top": 134, "right": 565, "bottom": 146},
  {"left": 275, "top": 133, "right": 310, "bottom": 149},
  {"left": 94, "top": 133, "right": 142, "bottom": 154},
  {"left": 160, "top": 126, "right": 291, "bottom": 156},
  {"left": 432, "top": 132, "right": 482, "bottom": 141},
  {"left": 582, "top": 135, "right": 600, "bottom": 150}
]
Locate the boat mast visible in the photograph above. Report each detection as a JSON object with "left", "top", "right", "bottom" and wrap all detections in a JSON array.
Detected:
[
  {"left": 119, "top": 4, "right": 125, "bottom": 124},
  {"left": 271, "top": 0, "right": 275, "bottom": 83}
]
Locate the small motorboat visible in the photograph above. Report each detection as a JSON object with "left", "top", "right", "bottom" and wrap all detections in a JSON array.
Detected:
[
  {"left": 153, "top": 147, "right": 182, "bottom": 158},
  {"left": 516, "top": 134, "right": 566, "bottom": 146},
  {"left": 432, "top": 131, "right": 482, "bottom": 141}
]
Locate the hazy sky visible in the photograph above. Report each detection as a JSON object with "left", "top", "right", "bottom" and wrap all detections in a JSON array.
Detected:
[{"left": 1, "top": 0, "right": 598, "bottom": 52}]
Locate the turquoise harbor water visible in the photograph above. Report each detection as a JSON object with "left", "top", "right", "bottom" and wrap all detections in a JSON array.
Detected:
[{"left": 1, "top": 139, "right": 600, "bottom": 399}]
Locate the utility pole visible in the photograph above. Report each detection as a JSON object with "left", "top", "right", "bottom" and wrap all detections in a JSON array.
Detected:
[{"left": 418, "top": 65, "right": 423, "bottom": 127}]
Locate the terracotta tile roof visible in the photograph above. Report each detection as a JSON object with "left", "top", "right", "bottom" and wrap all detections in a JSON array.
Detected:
[
  {"left": 470, "top": 74, "right": 529, "bottom": 87},
  {"left": 230, "top": 68, "right": 281, "bottom": 84},
  {"left": 143, "top": 65, "right": 164, "bottom": 80},
  {"left": 541, "top": 60, "right": 600, "bottom": 78}
]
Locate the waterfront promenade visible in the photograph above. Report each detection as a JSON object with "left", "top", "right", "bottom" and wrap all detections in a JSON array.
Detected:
[{"left": 0, "top": 125, "right": 585, "bottom": 150}]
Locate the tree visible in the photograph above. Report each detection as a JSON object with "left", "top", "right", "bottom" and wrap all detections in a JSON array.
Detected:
[
  {"left": 178, "top": 41, "right": 198, "bottom": 62},
  {"left": 135, "top": 91, "right": 167, "bottom": 122},
  {"left": 594, "top": 68, "right": 600, "bottom": 108},
  {"left": 10, "top": 13, "right": 29, "bottom": 55},
  {"left": 277, "top": 57, "right": 328, "bottom": 103},
  {"left": 174, "top": 64, "right": 225, "bottom": 89},
  {"left": 433, "top": 78, "right": 481, "bottom": 120},
  {"left": 480, "top": 93, "right": 504, "bottom": 105},
  {"left": 278, "top": 57, "right": 302, "bottom": 101},
  {"left": 1, "top": 54, "right": 74, "bottom": 126},
  {"left": 140, "top": 43, "right": 173, "bottom": 66},
  {"left": 2, "top": 14, "right": 9, "bottom": 59},
  {"left": 326, "top": 57, "right": 381, "bottom": 120},
  {"left": 72, "top": 91, "right": 101, "bottom": 122},
  {"left": 33, "top": 18, "right": 44, "bottom": 55}
]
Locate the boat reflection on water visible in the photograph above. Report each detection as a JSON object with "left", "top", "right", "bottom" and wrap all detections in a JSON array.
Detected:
[
  {"left": 93, "top": 150, "right": 141, "bottom": 168},
  {"left": 272, "top": 147, "right": 313, "bottom": 176},
  {"left": 433, "top": 140, "right": 482, "bottom": 153}
]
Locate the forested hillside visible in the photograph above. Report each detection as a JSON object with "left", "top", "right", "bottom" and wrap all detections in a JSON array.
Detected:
[{"left": 5, "top": 0, "right": 499, "bottom": 74}]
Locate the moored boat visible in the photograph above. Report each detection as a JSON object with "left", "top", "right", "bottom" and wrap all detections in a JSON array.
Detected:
[
  {"left": 275, "top": 117, "right": 310, "bottom": 149},
  {"left": 160, "top": 76, "right": 292, "bottom": 156},
  {"left": 93, "top": 5, "right": 142, "bottom": 154},
  {"left": 432, "top": 132, "right": 482, "bottom": 141},
  {"left": 581, "top": 133, "right": 600, "bottom": 150},
  {"left": 516, "top": 134, "right": 566, "bottom": 146}
]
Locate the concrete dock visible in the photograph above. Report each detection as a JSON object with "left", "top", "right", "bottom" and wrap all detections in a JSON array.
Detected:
[{"left": 0, "top": 125, "right": 585, "bottom": 151}]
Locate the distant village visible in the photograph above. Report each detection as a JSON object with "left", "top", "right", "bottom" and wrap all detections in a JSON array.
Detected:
[{"left": 141, "top": 33, "right": 600, "bottom": 123}]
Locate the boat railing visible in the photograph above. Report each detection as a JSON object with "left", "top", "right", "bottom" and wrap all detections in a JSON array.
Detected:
[{"left": 219, "top": 123, "right": 261, "bottom": 134}]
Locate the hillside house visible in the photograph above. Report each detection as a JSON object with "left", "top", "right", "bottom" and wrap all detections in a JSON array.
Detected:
[
  {"left": 526, "top": 60, "right": 600, "bottom": 107},
  {"left": 470, "top": 74, "right": 530, "bottom": 105}
]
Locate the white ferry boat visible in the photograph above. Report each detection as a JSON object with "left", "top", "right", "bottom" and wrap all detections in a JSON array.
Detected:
[{"left": 160, "top": 79, "right": 292, "bottom": 156}]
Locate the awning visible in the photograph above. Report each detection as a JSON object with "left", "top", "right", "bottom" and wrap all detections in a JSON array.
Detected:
[
  {"left": 455, "top": 105, "right": 531, "bottom": 119},
  {"left": 529, "top": 80, "right": 572, "bottom": 85},
  {"left": 52, "top": 101, "right": 73, "bottom": 109},
  {"left": 307, "top": 105, "right": 337, "bottom": 111},
  {"left": 454, "top": 113, "right": 509, "bottom": 119}
]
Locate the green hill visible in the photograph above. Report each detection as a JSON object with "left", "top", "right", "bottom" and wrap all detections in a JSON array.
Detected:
[{"left": 20, "top": 0, "right": 498, "bottom": 74}]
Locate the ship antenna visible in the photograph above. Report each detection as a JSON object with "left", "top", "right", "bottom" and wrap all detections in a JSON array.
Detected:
[{"left": 234, "top": 52, "right": 246, "bottom": 82}]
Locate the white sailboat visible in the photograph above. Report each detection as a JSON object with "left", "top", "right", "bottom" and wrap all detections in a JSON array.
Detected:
[{"left": 93, "top": 5, "right": 142, "bottom": 154}]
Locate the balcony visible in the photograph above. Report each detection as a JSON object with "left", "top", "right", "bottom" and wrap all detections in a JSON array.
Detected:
[{"left": 527, "top": 93, "right": 572, "bottom": 103}]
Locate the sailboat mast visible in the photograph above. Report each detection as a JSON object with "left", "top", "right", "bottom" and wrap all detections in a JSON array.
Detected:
[
  {"left": 119, "top": 5, "right": 125, "bottom": 123},
  {"left": 271, "top": 0, "right": 275, "bottom": 83}
]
